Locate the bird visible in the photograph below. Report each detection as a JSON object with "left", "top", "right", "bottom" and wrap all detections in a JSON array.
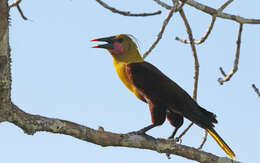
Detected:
[{"left": 91, "top": 34, "right": 235, "bottom": 159}]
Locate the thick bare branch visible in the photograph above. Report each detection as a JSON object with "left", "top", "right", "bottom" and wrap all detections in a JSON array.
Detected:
[
  {"left": 181, "top": 0, "right": 260, "bottom": 24},
  {"left": 218, "top": 23, "right": 243, "bottom": 85},
  {"left": 95, "top": 0, "right": 161, "bottom": 17},
  {"left": 4, "top": 103, "right": 241, "bottom": 163},
  {"left": 155, "top": 0, "right": 260, "bottom": 24},
  {"left": 252, "top": 84, "right": 260, "bottom": 98},
  {"left": 0, "top": 0, "right": 11, "bottom": 122}
]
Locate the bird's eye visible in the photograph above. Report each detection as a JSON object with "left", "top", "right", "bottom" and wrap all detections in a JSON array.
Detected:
[{"left": 118, "top": 38, "right": 123, "bottom": 43}]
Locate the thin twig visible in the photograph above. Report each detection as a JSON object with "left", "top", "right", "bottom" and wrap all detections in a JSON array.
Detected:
[
  {"left": 179, "top": 9, "right": 199, "bottom": 100},
  {"left": 142, "top": 0, "right": 186, "bottom": 59},
  {"left": 218, "top": 0, "right": 234, "bottom": 11},
  {"left": 175, "top": 16, "right": 216, "bottom": 44},
  {"left": 142, "top": 3, "right": 176, "bottom": 58},
  {"left": 183, "top": 0, "right": 233, "bottom": 149},
  {"left": 173, "top": 0, "right": 179, "bottom": 10},
  {"left": 154, "top": 0, "right": 185, "bottom": 12},
  {"left": 219, "top": 67, "right": 227, "bottom": 76},
  {"left": 8, "top": 0, "right": 28, "bottom": 20},
  {"left": 9, "top": 0, "right": 22, "bottom": 8},
  {"left": 175, "top": 8, "right": 199, "bottom": 140},
  {"left": 16, "top": 4, "right": 28, "bottom": 20},
  {"left": 218, "top": 23, "right": 243, "bottom": 85},
  {"left": 95, "top": 0, "right": 161, "bottom": 17},
  {"left": 175, "top": 0, "right": 233, "bottom": 44},
  {"left": 176, "top": 122, "right": 193, "bottom": 141},
  {"left": 252, "top": 84, "right": 260, "bottom": 98},
  {"left": 198, "top": 130, "right": 208, "bottom": 150},
  {"left": 154, "top": 0, "right": 172, "bottom": 10}
]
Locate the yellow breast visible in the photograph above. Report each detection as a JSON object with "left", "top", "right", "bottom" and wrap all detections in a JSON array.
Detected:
[
  {"left": 113, "top": 58, "right": 144, "bottom": 101},
  {"left": 113, "top": 59, "right": 135, "bottom": 92}
]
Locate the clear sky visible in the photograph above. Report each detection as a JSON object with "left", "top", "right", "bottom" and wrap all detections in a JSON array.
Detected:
[{"left": 2, "top": 0, "right": 260, "bottom": 162}]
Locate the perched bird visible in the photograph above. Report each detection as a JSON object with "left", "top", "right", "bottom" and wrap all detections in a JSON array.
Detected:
[{"left": 91, "top": 34, "right": 235, "bottom": 158}]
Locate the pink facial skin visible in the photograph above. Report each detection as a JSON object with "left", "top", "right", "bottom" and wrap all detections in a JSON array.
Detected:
[{"left": 109, "top": 42, "right": 124, "bottom": 54}]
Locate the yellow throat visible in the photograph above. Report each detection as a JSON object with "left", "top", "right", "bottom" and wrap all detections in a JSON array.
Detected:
[{"left": 110, "top": 35, "right": 144, "bottom": 99}]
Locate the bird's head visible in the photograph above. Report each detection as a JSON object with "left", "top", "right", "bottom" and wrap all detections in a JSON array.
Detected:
[{"left": 91, "top": 34, "right": 143, "bottom": 62}]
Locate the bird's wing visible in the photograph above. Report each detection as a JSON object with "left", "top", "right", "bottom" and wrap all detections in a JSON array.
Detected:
[{"left": 125, "top": 61, "right": 216, "bottom": 129}]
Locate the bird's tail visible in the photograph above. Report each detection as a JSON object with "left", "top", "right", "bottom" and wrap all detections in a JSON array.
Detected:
[{"left": 207, "top": 128, "right": 235, "bottom": 159}]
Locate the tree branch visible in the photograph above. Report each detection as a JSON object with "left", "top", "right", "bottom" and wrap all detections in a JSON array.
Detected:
[
  {"left": 3, "top": 103, "right": 241, "bottom": 163},
  {"left": 95, "top": 0, "right": 161, "bottom": 17},
  {"left": 142, "top": 8, "right": 174, "bottom": 58},
  {"left": 176, "top": 122, "right": 193, "bottom": 141},
  {"left": 153, "top": 0, "right": 172, "bottom": 10},
  {"left": 155, "top": 0, "right": 260, "bottom": 24},
  {"left": 8, "top": 0, "right": 22, "bottom": 8},
  {"left": 252, "top": 84, "right": 260, "bottom": 98},
  {"left": 179, "top": 9, "right": 199, "bottom": 101},
  {"left": 180, "top": 0, "right": 260, "bottom": 24},
  {"left": 175, "top": 0, "right": 233, "bottom": 44},
  {"left": 175, "top": 16, "right": 216, "bottom": 44},
  {"left": 198, "top": 130, "right": 208, "bottom": 150},
  {"left": 171, "top": 8, "right": 200, "bottom": 146},
  {"left": 218, "top": 23, "right": 243, "bottom": 85},
  {"left": 0, "top": 0, "right": 11, "bottom": 122},
  {"left": 8, "top": 0, "right": 28, "bottom": 20},
  {"left": 142, "top": 1, "right": 186, "bottom": 59}
]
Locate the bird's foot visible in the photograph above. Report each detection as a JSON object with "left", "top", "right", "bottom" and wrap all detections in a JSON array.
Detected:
[
  {"left": 127, "top": 124, "right": 156, "bottom": 135},
  {"left": 168, "top": 137, "right": 182, "bottom": 144},
  {"left": 175, "top": 137, "right": 182, "bottom": 143},
  {"left": 165, "top": 137, "right": 182, "bottom": 159},
  {"left": 166, "top": 153, "right": 171, "bottom": 159}
]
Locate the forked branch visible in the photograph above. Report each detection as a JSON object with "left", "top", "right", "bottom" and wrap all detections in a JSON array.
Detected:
[
  {"left": 143, "top": 1, "right": 185, "bottom": 59},
  {"left": 175, "top": 0, "right": 234, "bottom": 44},
  {"left": 8, "top": 0, "right": 28, "bottom": 20},
  {"left": 218, "top": 23, "right": 243, "bottom": 85}
]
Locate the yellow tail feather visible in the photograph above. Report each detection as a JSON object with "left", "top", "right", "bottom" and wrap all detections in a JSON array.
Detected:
[{"left": 207, "top": 129, "right": 235, "bottom": 159}]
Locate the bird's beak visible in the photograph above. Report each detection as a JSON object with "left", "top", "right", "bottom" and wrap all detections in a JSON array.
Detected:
[{"left": 91, "top": 36, "right": 115, "bottom": 49}]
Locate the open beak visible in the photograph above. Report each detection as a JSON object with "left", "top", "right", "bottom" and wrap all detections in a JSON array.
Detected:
[{"left": 91, "top": 36, "right": 115, "bottom": 49}]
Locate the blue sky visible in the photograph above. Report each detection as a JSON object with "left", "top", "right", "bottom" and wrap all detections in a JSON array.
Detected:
[{"left": 2, "top": 0, "right": 260, "bottom": 162}]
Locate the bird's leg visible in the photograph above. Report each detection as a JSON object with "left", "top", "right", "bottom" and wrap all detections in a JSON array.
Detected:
[
  {"left": 128, "top": 124, "right": 157, "bottom": 135},
  {"left": 168, "top": 127, "right": 179, "bottom": 139},
  {"left": 136, "top": 124, "right": 157, "bottom": 134},
  {"left": 166, "top": 110, "right": 183, "bottom": 142},
  {"left": 166, "top": 127, "right": 182, "bottom": 159},
  {"left": 165, "top": 110, "right": 184, "bottom": 159},
  {"left": 128, "top": 102, "right": 165, "bottom": 135}
]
